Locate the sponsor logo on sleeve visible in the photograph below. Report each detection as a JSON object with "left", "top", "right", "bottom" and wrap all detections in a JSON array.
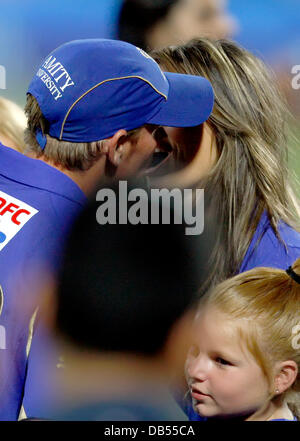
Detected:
[{"left": 0, "top": 191, "right": 38, "bottom": 251}]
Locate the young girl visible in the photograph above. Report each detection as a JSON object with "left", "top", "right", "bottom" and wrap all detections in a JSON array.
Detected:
[{"left": 185, "top": 258, "right": 300, "bottom": 421}]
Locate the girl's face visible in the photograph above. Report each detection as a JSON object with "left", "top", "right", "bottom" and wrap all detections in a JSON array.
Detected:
[{"left": 185, "top": 307, "right": 271, "bottom": 420}]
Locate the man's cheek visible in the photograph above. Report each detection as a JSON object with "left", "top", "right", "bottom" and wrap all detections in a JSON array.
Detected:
[{"left": 115, "top": 154, "right": 149, "bottom": 178}]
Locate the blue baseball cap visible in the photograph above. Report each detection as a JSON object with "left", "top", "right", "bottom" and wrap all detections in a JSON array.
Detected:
[{"left": 28, "top": 39, "right": 214, "bottom": 148}]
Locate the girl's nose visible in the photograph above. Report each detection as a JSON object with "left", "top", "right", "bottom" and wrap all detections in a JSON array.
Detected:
[{"left": 186, "top": 354, "right": 209, "bottom": 382}]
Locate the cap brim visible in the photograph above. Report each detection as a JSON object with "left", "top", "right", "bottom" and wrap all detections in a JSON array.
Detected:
[{"left": 148, "top": 72, "right": 214, "bottom": 127}]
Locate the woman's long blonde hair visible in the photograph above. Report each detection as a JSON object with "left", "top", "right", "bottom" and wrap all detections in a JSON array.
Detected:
[
  {"left": 0, "top": 97, "right": 26, "bottom": 152},
  {"left": 198, "top": 258, "right": 300, "bottom": 419},
  {"left": 152, "top": 38, "right": 300, "bottom": 291}
]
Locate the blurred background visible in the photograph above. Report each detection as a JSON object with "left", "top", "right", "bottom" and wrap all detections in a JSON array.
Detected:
[{"left": 0, "top": 0, "right": 299, "bottom": 179}]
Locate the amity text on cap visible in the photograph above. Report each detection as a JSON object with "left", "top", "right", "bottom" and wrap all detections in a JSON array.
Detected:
[{"left": 35, "top": 55, "right": 75, "bottom": 101}]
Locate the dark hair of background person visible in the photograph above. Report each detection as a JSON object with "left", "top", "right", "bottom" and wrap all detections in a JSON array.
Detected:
[
  {"left": 56, "top": 180, "right": 214, "bottom": 355},
  {"left": 118, "top": 0, "right": 176, "bottom": 51}
]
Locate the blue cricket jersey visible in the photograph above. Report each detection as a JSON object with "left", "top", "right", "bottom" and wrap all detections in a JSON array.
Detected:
[{"left": 0, "top": 144, "right": 86, "bottom": 420}]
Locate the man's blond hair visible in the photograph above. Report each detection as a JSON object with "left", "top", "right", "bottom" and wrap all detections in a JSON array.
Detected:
[{"left": 24, "top": 94, "right": 106, "bottom": 171}]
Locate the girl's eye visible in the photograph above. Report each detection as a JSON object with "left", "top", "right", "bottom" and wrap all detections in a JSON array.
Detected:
[{"left": 215, "top": 357, "right": 231, "bottom": 366}]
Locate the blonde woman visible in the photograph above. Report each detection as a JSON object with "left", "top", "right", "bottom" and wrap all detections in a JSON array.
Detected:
[
  {"left": 0, "top": 97, "right": 26, "bottom": 152},
  {"left": 152, "top": 38, "right": 300, "bottom": 293},
  {"left": 186, "top": 258, "right": 300, "bottom": 421}
]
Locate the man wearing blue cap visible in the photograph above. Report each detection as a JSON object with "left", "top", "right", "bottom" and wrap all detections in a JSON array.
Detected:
[
  {"left": 0, "top": 38, "right": 213, "bottom": 420},
  {"left": 25, "top": 39, "right": 213, "bottom": 180}
]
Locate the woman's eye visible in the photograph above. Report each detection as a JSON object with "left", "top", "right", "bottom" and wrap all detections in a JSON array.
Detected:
[{"left": 216, "top": 357, "right": 231, "bottom": 366}]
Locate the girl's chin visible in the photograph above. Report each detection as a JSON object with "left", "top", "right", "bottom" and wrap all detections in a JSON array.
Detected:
[
  {"left": 194, "top": 407, "right": 256, "bottom": 421},
  {"left": 193, "top": 402, "right": 216, "bottom": 418},
  {"left": 193, "top": 402, "right": 240, "bottom": 420}
]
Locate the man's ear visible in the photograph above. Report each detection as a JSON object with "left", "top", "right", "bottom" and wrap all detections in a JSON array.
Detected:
[
  {"left": 107, "top": 129, "right": 128, "bottom": 167},
  {"left": 274, "top": 360, "right": 298, "bottom": 395}
]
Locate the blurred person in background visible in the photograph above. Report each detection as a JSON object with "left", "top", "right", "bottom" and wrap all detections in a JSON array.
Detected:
[
  {"left": 0, "top": 97, "right": 26, "bottom": 152},
  {"left": 118, "top": 0, "right": 237, "bottom": 51},
  {"left": 151, "top": 38, "right": 300, "bottom": 295},
  {"left": 0, "top": 38, "right": 213, "bottom": 420},
  {"left": 31, "top": 182, "right": 211, "bottom": 420}
]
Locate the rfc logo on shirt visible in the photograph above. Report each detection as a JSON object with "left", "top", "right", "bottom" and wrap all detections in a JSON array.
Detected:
[{"left": 0, "top": 191, "right": 38, "bottom": 251}]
